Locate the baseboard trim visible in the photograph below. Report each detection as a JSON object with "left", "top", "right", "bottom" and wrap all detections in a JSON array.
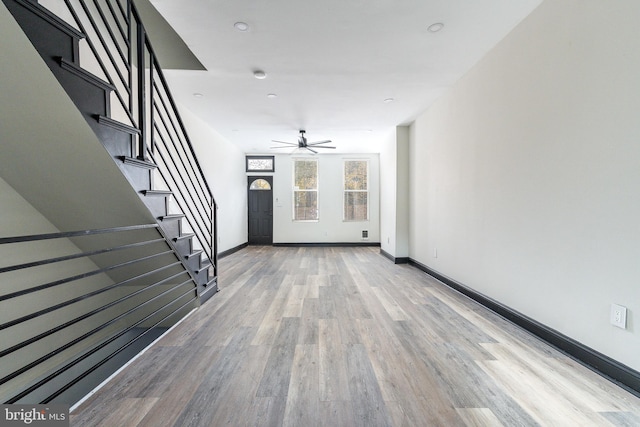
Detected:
[
  {"left": 273, "top": 242, "right": 380, "bottom": 248},
  {"left": 218, "top": 242, "right": 248, "bottom": 259},
  {"left": 407, "top": 258, "right": 640, "bottom": 397},
  {"left": 380, "top": 249, "right": 409, "bottom": 264}
]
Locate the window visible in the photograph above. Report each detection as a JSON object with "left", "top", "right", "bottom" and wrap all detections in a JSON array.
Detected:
[
  {"left": 246, "top": 156, "right": 275, "bottom": 172},
  {"left": 293, "top": 159, "right": 318, "bottom": 221},
  {"left": 344, "top": 160, "right": 368, "bottom": 221},
  {"left": 249, "top": 178, "right": 271, "bottom": 190}
]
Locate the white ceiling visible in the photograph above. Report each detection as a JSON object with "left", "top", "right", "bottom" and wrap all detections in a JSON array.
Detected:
[{"left": 149, "top": 0, "right": 542, "bottom": 154}]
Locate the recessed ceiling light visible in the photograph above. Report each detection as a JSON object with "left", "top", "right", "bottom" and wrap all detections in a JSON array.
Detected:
[
  {"left": 267, "top": 93, "right": 278, "bottom": 98},
  {"left": 253, "top": 70, "right": 267, "bottom": 79},
  {"left": 428, "top": 22, "right": 444, "bottom": 33},
  {"left": 234, "top": 22, "right": 249, "bottom": 31},
  {"left": 193, "top": 93, "right": 203, "bottom": 98},
  {"left": 383, "top": 98, "right": 395, "bottom": 104}
]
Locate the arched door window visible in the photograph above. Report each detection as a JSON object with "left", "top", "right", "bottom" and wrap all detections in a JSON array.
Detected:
[{"left": 250, "top": 178, "right": 271, "bottom": 190}]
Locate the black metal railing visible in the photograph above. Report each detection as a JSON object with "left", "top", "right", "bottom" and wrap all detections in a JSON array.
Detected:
[
  {"left": 0, "top": 225, "right": 198, "bottom": 404},
  {"left": 58, "top": 0, "right": 217, "bottom": 276}
]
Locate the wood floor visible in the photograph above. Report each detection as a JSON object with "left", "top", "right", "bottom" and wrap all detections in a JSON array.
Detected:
[{"left": 71, "top": 246, "right": 640, "bottom": 426}]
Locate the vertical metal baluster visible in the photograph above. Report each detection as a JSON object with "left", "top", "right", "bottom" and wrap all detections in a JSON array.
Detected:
[
  {"left": 149, "top": 53, "right": 155, "bottom": 156},
  {"left": 136, "top": 19, "right": 146, "bottom": 160},
  {"left": 126, "top": 0, "right": 135, "bottom": 156}
]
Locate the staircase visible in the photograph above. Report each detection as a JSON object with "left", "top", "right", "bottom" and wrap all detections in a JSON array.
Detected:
[
  {"left": 2, "top": 0, "right": 218, "bottom": 304},
  {"left": 0, "top": 0, "right": 218, "bottom": 405}
]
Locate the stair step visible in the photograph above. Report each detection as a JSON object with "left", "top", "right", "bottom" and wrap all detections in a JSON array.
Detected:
[
  {"left": 140, "top": 189, "right": 170, "bottom": 217},
  {"left": 121, "top": 156, "right": 157, "bottom": 169},
  {"left": 143, "top": 190, "right": 173, "bottom": 197},
  {"left": 196, "top": 264, "right": 210, "bottom": 275},
  {"left": 159, "top": 214, "right": 184, "bottom": 222},
  {"left": 185, "top": 250, "right": 203, "bottom": 260},
  {"left": 204, "top": 276, "right": 217, "bottom": 288},
  {"left": 58, "top": 58, "right": 114, "bottom": 92},
  {"left": 199, "top": 277, "right": 219, "bottom": 304},
  {"left": 7, "top": 0, "right": 219, "bottom": 308},
  {"left": 173, "top": 233, "right": 195, "bottom": 242},
  {"left": 96, "top": 115, "right": 140, "bottom": 135},
  {"left": 5, "top": 0, "right": 83, "bottom": 76},
  {"left": 184, "top": 249, "right": 203, "bottom": 271},
  {"left": 13, "top": 0, "right": 85, "bottom": 41}
]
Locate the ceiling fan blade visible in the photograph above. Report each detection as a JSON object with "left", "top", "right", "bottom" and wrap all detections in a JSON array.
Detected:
[
  {"left": 307, "top": 140, "right": 332, "bottom": 145},
  {"left": 308, "top": 145, "right": 336, "bottom": 149},
  {"left": 271, "top": 140, "right": 298, "bottom": 146},
  {"left": 305, "top": 146, "right": 318, "bottom": 154},
  {"left": 270, "top": 145, "right": 298, "bottom": 149}
]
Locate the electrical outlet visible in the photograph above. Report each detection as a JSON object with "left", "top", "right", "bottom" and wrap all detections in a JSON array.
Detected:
[{"left": 610, "top": 303, "right": 627, "bottom": 329}]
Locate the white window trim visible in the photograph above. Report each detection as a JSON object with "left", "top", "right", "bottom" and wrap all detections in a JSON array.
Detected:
[{"left": 343, "top": 159, "right": 369, "bottom": 222}]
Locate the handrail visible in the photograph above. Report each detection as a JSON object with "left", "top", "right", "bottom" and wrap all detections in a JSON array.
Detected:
[
  {"left": 2, "top": 0, "right": 217, "bottom": 405},
  {"left": 56, "top": 0, "right": 217, "bottom": 275},
  {"left": 131, "top": 1, "right": 217, "bottom": 270},
  {"left": 146, "top": 49, "right": 216, "bottom": 203}
]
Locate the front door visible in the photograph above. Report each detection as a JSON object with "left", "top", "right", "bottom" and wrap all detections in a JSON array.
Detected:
[{"left": 248, "top": 176, "right": 273, "bottom": 245}]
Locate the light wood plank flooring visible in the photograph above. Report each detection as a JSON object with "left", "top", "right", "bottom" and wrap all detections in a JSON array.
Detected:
[{"left": 72, "top": 246, "right": 640, "bottom": 426}]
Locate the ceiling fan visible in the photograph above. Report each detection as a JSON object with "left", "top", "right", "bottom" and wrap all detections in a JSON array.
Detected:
[{"left": 270, "top": 130, "right": 335, "bottom": 154}]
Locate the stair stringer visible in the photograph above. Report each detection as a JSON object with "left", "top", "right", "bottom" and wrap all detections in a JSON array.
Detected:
[{"left": 2, "top": 0, "right": 218, "bottom": 303}]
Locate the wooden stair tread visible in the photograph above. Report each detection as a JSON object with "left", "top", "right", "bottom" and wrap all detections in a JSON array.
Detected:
[
  {"left": 14, "top": 0, "right": 85, "bottom": 40},
  {"left": 96, "top": 115, "right": 140, "bottom": 135},
  {"left": 204, "top": 276, "right": 217, "bottom": 288},
  {"left": 173, "top": 233, "right": 195, "bottom": 242},
  {"left": 58, "top": 57, "right": 114, "bottom": 91},
  {"left": 121, "top": 156, "right": 157, "bottom": 169},
  {"left": 159, "top": 214, "right": 184, "bottom": 221},
  {"left": 142, "top": 190, "right": 173, "bottom": 197},
  {"left": 196, "top": 264, "right": 210, "bottom": 275},
  {"left": 185, "top": 249, "right": 203, "bottom": 260}
]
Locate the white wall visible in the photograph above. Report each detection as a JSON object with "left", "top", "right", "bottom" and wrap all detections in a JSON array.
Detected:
[
  {"left": 272, "top": 153, "right": 380, "bottom": 244},
  {"left": 380, "top": 126, "right": 410, "bottom": 258},
  {"left": 408, "top": 0, "right": 640, "bottom": 370},
  {"left": 395, "top": 127, "right": 410, "bottom": 258},
  {"left": 0, "top": 177, "right": 124, "bottom": 401},
  {"left": 380, "top": 130, "right": 398, "bottom": 255},
  {"left": 177, "top": 106, "right": 248, "bottom": 253}
]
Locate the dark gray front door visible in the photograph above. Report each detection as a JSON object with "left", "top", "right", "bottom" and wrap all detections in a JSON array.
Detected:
[{"left": 248, "top": 176, "right": 273, "bottom": 244}]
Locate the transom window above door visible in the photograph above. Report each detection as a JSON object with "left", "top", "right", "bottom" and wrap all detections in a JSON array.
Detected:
[
  {"left": 246, "top": 156, "right": 275, "bottom": 172},
  {"left": 249, "top": 179, "right": 271, "bottom": 190}
]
